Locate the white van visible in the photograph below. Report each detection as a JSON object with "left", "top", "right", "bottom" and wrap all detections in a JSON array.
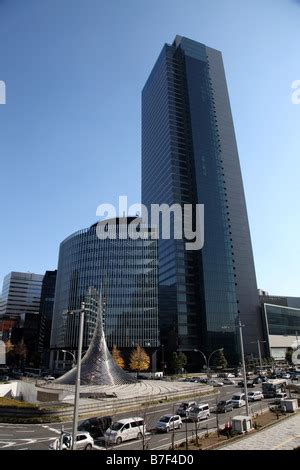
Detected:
[
  {"left": 104, "top": 417, "right": 145, "bottom": 445},
  {"left": 188, "top": 403, "right": 210, "bottom": 421},
  {"left": 231, "top": 393, "right": 246, "bottom": 408}
]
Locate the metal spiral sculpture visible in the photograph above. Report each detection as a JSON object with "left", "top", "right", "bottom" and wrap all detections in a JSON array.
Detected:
[{"left": 56, "top": 303, "right": 136, "bottom": 386}]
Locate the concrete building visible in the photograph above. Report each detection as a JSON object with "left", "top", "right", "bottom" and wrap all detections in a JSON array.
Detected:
[
  {"left": 260, "top": 293, "right": 300, "bottom": 360},
  {"left": 0, "top": 272, "right": 44, "bottom": 342}
]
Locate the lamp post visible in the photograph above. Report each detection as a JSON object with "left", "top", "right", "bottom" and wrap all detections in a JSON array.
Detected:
[
  {"left": 161, "top": 344, "right": 166, "bottom": 374},
  {"left": 193, "top": 348, "right": 224, "bottom": 376},
  {"left": 238, "top": 319, "right": 250, "bottom": 416},
  {"left": 250, "top": 340, "right": 266, "bottom": 370},
  {"left": 61, "top": 350, "right": 76, "bottom": 367},
  {"left": 71, "top": 302, "right": 85, "bottom": 451}
]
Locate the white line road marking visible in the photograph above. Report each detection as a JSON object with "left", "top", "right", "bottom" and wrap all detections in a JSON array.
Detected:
[
  {"left": 0, "top": 441, "right": 17, "bottom": 448},
  {"left": 0, "top": 424, "right": 28, "bottom": 427},
  {"left": 111, "top": 438, "right": 151, "bottom": 449},
  {"left": 146, "top": 408, "right": 170, "bottom": 415},
  {"left": 16, "top": 430, "right": 35, "bottom": 433},
  {"left": 42, "top": 426, "right": 61, "bottom": 434}
]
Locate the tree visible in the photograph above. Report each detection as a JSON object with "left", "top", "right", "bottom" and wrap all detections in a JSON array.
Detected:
[
  {"left": 171, "top": 352, "right": 179, "bottom": 373},
  {"left": 171, "top": 352, "right": 187, "bottom": 373},
  {"left": 5, "top": 340, "right": 14, "bottom": 355},
  {"left": 112, "top": 345, "right": 125, "bottom": 369},
  {"left": 4, "top": 340, "right": 14, "bottom": 365},
  {"left": 15, "top": 340, "right": 27, "bottom": 367},
  {"left": 129, "top": 345, "right": 150, "bottom": 373},
  {"left": 286, "top": 348, "right": 294, "bottom": 365},
  {"left": 178, "top": 352, "right": 187, "bottom": 371},
  {"left": 213, "top": 350, "right": 228, "bottom": 369}
]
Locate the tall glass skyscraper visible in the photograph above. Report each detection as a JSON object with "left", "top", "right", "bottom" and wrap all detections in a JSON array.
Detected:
[
  {"left": 38, "top": 270, "right": 57, "bottom": 368},
  {"left": 142, "top": 36, "right": 263, "bottom": 364},
  {"left": 50, "top": 217, "right": 159, "bottom": 368}
]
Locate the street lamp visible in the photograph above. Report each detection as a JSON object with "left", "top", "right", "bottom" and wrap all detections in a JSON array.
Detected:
[
  {"left": 238, "top": 319, "right": 250, "bottom": 416},
  {"left": 70, "top": 302, "right": 85, "bottom": 451},
  {"left": 250, "top": 340, "right": 266, "bottom": 370},
  {"left": 161, "top": 344, "right": 166, "bottom": 374},
  {"left": 193, "top": 348, "right": 224, "bottom": 376},
  {"left": 61, "top": 350, "right": 76, "bottom": 367}
]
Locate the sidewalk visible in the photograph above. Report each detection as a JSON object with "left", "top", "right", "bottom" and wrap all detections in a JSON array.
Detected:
[{"left": 221, "top": 413, "right": 300, "bottom": 450}]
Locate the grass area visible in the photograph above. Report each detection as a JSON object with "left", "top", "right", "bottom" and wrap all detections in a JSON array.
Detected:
[
  {"left": 0, "top": 416, "right": 62, "bottom": 424},
  {"left": 0, "top": 397, "right": 73, "bottom": 423},
  {"left": 0, "top": 397, "right": 38, "bottom": 409}
]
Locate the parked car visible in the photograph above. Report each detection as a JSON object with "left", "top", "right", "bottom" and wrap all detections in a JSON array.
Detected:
[
  {"left": 176, "top": 401, "right": 197, "bottom": 417},
  {"left": 0, "top": 375, "right": 10, "bottom": 382},
  {"left": 78, "top": 416, "right": 112, "bottom": 438},
  {"left": 238, "top": 380, "right": 255, "bottom": 388},
  {"left": 216, "top": 400, "right": 233, "bottom": 413},
  {"left": 155, "top": 415, "right": 182, "bottom": 432},
  {"left": 49, "top": 432, "right": 93, "bottom": 450},
  {"left": 281, "top": 373, "right": 291, "bottom": 380},
  {"left": 223, "top": 378, "right": 235, "bottom": 385},
  {"left": 104, "top": 417, "right": 145, "bottom": 445},
  {"left": 188, "top": 403, "right": 210, "bottom": 421},
  {"left": 291, "top": 374, "right": 300, "bottom": 382},
  {"left": 231, "top": 393, "right": 246, "bottom": 408},
  {"left": 248, "top": 391, "right": 264, "bottom": 401},
  {"left": 11, "top": 369, "right": 23, "bottom": 378},
  {"left": 273, "top": 392, "right": 288, "bottom": 404},
  {"left": 253, "top": 376, "right": 262, "bottom": 384},
  {"left": 208, "top": 380, "right": 224, "bottom": 387},
  {"left": 43, "top": 375, "right": 55, "bottom": 381}
]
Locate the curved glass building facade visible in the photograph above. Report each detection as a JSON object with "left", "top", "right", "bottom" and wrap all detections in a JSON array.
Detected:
[{"left": 50, "top": 217, "right": 159, "bottom": 356}]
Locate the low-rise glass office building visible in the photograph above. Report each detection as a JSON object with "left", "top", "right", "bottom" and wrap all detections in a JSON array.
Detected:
[{"left": 260, "top": 295, "right": 300, "bottom": 360}]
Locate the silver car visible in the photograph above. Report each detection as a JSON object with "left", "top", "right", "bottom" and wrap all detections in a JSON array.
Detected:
[
  {"left": 155, "top": 415, "right": 182, "bottom": 432},
  {"left": 49, "top": 432, "right": 94, "bottom": 450},
  {"left": 248, "top": 391, "right": 264, "bottom": 401}
]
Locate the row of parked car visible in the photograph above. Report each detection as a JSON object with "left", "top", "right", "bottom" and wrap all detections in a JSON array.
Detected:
[{"left": 50, "top": 384, "right": 275, "bottom": 450}]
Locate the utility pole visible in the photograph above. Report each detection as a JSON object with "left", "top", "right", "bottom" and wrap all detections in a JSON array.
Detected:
[
  {"left": 171, "top": 404, "right": 175, "bottom": 450},
  {"left": 59, "top": 424, "right": 64, "bottom": 450},
  {"left": 238, "top": 319, "right": 250, "bottom": 416},
  {"left": 71, "top": 302, "right": 85, "bottom": 450},
  {"left": 251, "top": 339, "right": 266, "bottom": 370},
  {"left": 185, "top": 415, "right": 188, "bottom": 450},
  {"left": 215, "top": 398, "right": 220, "bottom": 437}
]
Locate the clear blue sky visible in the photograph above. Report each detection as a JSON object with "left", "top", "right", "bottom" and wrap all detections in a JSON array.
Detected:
[{"left": 0, "top": 0, "right": 299, "bottom": 296}]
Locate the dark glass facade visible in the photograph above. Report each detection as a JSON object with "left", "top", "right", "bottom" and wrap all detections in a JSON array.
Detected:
[
  {"left": 38, "top": 270, "right": 57, "bottom": 368},
  {"left": 50, "top": 218, "right": 159, "bottom": 356},
  {"left": 264, "top": 304, "right": 300, "bottom": 336},
  {"left": 142, "top": 36, "right": 262, "bottom": 364}
]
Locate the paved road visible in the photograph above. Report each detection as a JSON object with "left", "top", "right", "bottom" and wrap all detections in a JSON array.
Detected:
[{"left": 0, "top": 383, "right": 275, "bottom": 450}]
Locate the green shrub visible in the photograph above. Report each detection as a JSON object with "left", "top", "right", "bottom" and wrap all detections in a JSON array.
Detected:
[{"left": 0, "top": 397, "right": 38, "bottom": 409}]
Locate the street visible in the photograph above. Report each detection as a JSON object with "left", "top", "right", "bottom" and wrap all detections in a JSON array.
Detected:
[{"left": 0, "top": 383, "right": 274, "bottom": 450}]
